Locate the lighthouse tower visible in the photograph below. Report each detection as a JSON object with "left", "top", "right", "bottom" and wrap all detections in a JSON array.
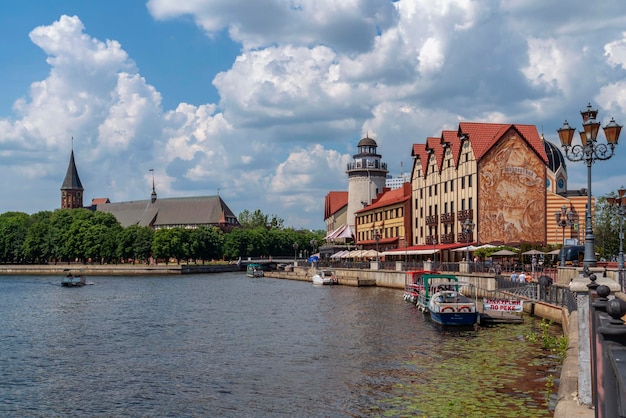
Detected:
[{"left": 346, "top": 136, "right": 388, "bottom": 232}]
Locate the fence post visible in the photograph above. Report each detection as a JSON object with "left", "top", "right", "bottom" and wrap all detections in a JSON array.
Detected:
[
  {"left": 569, "top": 274, "right": 595, "bottom": 406},
  {"left": 596, "top": 298, "right": 626, "bottom": 418},
  {"left": 590, "top": 283, "right": 610, "bottom": 412}
]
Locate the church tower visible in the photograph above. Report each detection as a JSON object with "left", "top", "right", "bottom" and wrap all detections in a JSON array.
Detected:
[
  {"left": 61, "top": 146, "right": 84, "bottom": 209},
  {"left": 346, "top": 136, "right": 388, "bottom": 232}
]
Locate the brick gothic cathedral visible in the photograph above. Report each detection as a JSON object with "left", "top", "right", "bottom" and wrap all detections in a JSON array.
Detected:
[{"left": 60, "top": 148, "right": 84, "bottom": 209}]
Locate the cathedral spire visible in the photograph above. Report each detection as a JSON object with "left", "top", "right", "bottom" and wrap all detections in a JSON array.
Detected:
[{"left": 61, "top": 139, "right": 84, "bottom": 209}]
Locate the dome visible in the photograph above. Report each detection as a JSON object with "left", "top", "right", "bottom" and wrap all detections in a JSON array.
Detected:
[
  {"left": 544, "top": 140, "right": 566, "bottom": 173},
  {"left": 357, "top": 136, "right": 377, "bottom": 147}
]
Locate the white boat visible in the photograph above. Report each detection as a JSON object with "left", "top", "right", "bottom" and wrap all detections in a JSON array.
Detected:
[
  {"left": 246, "top": 263, "right": 264, "bottom": 278},
  {"left": 416, "top": 274, "right": 477, "bottom": 326},
  {"left": 312, "top": 270, "right": 338, "bottom": 285}
]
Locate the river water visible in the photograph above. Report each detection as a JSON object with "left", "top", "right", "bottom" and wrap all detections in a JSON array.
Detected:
[{"left": 0, "top": 273, "right": 557, "bottom": 417}]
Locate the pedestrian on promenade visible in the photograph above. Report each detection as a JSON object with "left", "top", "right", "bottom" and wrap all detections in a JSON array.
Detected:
[
  {"left": 510, "top": 271, "right": 518, "bottom": 281},
  {"left": 518, "top": 271, "right": 526, "bottom": 283}
]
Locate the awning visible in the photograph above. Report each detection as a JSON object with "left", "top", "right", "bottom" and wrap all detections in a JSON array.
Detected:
[
  {"left": 330, "top": 250, "right": 349, "bottom": 259},
  {"left": 324, "top": 224, "right": 354, "bottom": 240},
  {"left": 382, "top": 242, "right": 467, "bottom": 256}
]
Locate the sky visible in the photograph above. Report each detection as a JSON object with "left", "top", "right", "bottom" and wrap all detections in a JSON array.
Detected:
[{"left": 2, "top": 1, "right": 626, "bottom": 231}]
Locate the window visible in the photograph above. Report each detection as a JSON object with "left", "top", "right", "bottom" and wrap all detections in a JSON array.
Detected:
[
  {"left": 429, "top": 186, "right": 432, "bottom": 197},
  {"left": 468, "top": 174, "right": 472, "bottom": 188},
  {"left": 469, "top": 197, "right": 473, "bottom": 210},
  {"left": 450, "top": 180, "right": 454, "bottom": 192},
  {"left": 444, "top": 182, "right": 447, "bottom": 193},
  {"left": 434, "top": 184, "right": 438, "bottom": 195},
  {"left": 461, "top": 199, "right": 465, "bottom": 211},
  {"left": 461, "top": 177, "right": 465, "bottom": 189}
]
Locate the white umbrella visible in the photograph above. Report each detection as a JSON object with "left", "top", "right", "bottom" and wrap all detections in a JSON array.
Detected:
[
  {"left": 522, "top": 249, "right": 546, "bottom": 255},
  {"left": 491, "top": 249, "right": 518, "bottom": 256}
]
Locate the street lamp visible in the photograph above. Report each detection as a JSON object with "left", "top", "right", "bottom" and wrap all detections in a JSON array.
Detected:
[
  {"left": 607, "top": 186, "right": 626, "bottom": 272},
  {"left": 432, "top": 237, "right": 438, "bottom": 269},
  {"left": 310, "top": 239, "right": 318, "bottom": 255},
  {"left": 462, "top": 218, "right": 475, "bottom": 263},
  {"left": 554, "top": 205, "right": 576, "bottom": 267},
  {"left": 293, "top": 242, "right": 299, "bottom": 261},
  {"left": 557, "top": 103, "right": 622, "bottom": 269},
  {"left": 374, "top": 230, "right": 381, "bottom": 263}
]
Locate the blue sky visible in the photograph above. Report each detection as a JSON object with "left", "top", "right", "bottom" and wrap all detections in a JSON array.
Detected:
[{"left": 1, "top": 1, "right": 626, "bottom": 231}]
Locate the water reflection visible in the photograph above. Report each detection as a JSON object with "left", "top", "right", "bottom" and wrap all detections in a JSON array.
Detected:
[{"left": 0, "top": 274, "right": 556, "bottom": 417}]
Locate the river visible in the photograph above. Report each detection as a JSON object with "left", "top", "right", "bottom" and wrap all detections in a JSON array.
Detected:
[{"left": 0, "top": 272, "right": 557, "bottom": 417}]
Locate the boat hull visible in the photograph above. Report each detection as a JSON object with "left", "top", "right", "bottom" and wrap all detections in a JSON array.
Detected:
[{"left": 429, "top": 311, "right": 477, "bottom": 326}]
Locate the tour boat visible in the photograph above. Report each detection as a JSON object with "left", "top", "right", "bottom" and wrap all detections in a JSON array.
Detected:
[
  {"left": 403, "top": 270, "right": 434, "bottom": 304},
  {"left": 246, "top": 263, "right": 264, "bottom": 278},
  {"left": 416, "top": 274, "right": 477, "bottom": 326},
  {"left": 61, "top": 273, "right": 86, "bottom": 287}
]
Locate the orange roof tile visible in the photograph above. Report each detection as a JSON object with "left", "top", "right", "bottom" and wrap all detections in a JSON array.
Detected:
[
  {"left": 356, "top": 183, "right": 411, "bottom": 213},
  {"left": 324, "top": 191, "right": 348, "bottom": 219},
  {"left": 458, "top": 122, "right": 548, "bottom": 163}
]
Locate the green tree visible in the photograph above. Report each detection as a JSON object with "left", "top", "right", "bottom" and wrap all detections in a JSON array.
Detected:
[
  {"left": 22, "top": 211, "right": 53, "bottom": 263},
  {"left": 0, "top": 212, "right": 29, "bottom": 262}
]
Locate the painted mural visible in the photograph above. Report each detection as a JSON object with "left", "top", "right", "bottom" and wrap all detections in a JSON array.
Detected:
[{"left": 478, "top": 131, "right": 546, "bottom": 244}]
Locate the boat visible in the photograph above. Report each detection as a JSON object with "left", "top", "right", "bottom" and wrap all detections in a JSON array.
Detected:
[
  {"left": 61, "top": 273, "right": 86, "bottom": 287},
  {"left": 246, "top": 263, "right": 264, "bottom": 278},
  {"left": 416, "top": 273, "right": 477, "bottom": 326},
  {"left": 403, "top": 270, "right": 434, "bottom": 304},
  {"left": 312, "top": 269, "right": 338, "bottom": 285}
]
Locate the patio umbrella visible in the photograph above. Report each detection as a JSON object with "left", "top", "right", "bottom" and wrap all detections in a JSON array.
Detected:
[
  {"left": 522, "top": 249, "right": 546, "bottom": 255},
  {"left": 546, "top": 249, "right": 561, "bottom": 255},
  {"left": 491, "top": 249, "right": 518, "bottom": 256}
]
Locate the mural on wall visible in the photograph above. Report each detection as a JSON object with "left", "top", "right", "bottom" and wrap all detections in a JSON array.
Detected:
[{"left": 479, "top": 131, "right": 546, "bottom": 244}]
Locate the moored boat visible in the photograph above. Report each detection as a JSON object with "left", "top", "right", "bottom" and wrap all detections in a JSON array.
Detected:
[
  {"left": 61, "top": 273, "right": 86, "bottom": 287},
  {"left": 246, "top": 263, "right": 264, "bottom": 278},
  {"left": 416, "top": 273, "right": 477, "bottom": 326},
  {"left": 312, "top": 269, "right": 338, "bottom": 285},
  {"left": 403, "top": 270, "right": 434, "bottom": 304}
]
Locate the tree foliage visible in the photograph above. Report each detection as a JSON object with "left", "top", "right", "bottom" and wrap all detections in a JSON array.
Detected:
[{"left": 0, "top": 208, "right": 324, "bottom": 264}]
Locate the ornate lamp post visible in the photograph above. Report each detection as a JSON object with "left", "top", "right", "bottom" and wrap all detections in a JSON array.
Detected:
[
  {"left": 554, "top": 205, "right": 576, "bottom": 267},
  {"left": 462, "top": 218, "right": 475, "bottom": 263},
  {"left": 374, "top": 230, "right": 381, "bottom": 263},
  {"left": 293, "top": 242, "right": 299, "bottom": 261},
  {"left": 310, "top": 239, "right": 318, "bottom": 255},
  {"left": 607, "top": 187, "right": 626, "bottom": 276},
  {"left": 557, "top": 103, "right": 622, "bottom": 268}
]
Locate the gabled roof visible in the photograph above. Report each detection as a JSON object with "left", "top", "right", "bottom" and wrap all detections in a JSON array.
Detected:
[
  {"left": 96, "top": 195, "right": 239, "bottom": 229},
  {"left": 356, "top": 182, "right": 411, "bottom": 213},
  {"left": 324, "top": 191, "right": 348, "bottom": 219},
  {"left": 441, "top": 130, "right": 462, "bottom": 166},
  {"left": 411, "top": 143, "right": 429, "bottom": 177},
  {"left": 91, "top": 198, "right": 110, "bottom": 205},
  {"left": 61, "top": 150, "right": 83, "bottom": 191},
  {"left": 426, "top": 136, "right": 445, "bottom": 174},
  {"left": 458, "top": 122, "right": 548, "bottom": 164}
]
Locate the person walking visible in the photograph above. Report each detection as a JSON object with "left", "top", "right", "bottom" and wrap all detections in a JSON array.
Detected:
[{"left": 518, "top": 271, "right": 526, "bottom": 283}]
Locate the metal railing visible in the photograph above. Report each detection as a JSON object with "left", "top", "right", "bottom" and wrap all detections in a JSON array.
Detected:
[{"left": 586, "top": 278, "right": 626, "bottom": 417}]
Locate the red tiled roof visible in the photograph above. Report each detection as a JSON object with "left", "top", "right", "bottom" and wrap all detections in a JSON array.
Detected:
[
  {"left": 411, "top": 143, "right": 429, "bottom": 177},
  {"left": 324, "top": 191, "right": 348, "bottom": 219},
  {"left": 458, "top": 122, "right": 548, "bottom": 163},
  {"left": 426, "top": 136, "right": 445, "bottom": 174},
  {"left": 356, "top": 182, "right": 411, "bottom": 213},
  {"left": 91, "top": 197, "right": 110, "bottom": 205},
  {"left": 441, "top": 130, "right": 462, "bottom": 166}
]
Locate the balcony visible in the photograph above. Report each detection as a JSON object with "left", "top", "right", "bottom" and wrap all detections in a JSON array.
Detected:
[
  {"left": 440, "top": 212, "right": 455, "bottom": 224},
  {"left": 426, "top": 235, "right": 439, "bottom": 245},
  {"left": 457, "top": 231, "right": 474, "bottom": 242},
  {"left": 440, "top": 233, "right": 455, "bottom": 244},
  {"left": 425, "top": 215, "right": 438, "bottom": 226},
  {"left": 457, "top": 209, "right": 473, "bottom": 222}
]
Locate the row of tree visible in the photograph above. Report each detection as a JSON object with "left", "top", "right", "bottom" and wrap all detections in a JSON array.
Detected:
[{"left": 0, "top": 209, "right": 325, "bottom": 265}]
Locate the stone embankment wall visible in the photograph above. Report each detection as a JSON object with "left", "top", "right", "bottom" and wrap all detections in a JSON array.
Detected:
[{"left": 0, "top": 264, "right": 240, "bottom": 276}]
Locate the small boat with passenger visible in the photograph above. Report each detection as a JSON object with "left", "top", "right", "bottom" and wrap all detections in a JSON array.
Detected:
[
  {"left": 246, "top": 263, "right": 264, "bottom": 278},
  {"left": 312, "top": 269, "right": 338, "bottom": 285},
  {"left": 416, "top": 273, "right": 477, "bottom": 326},
  {"left": 61, "top": 272, "right": 86, "bottom": 287}
]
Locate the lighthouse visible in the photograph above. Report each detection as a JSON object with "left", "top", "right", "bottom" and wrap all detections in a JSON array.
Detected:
[{"left": 346, "top": 136, "right": 388, "bottom": 232}]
